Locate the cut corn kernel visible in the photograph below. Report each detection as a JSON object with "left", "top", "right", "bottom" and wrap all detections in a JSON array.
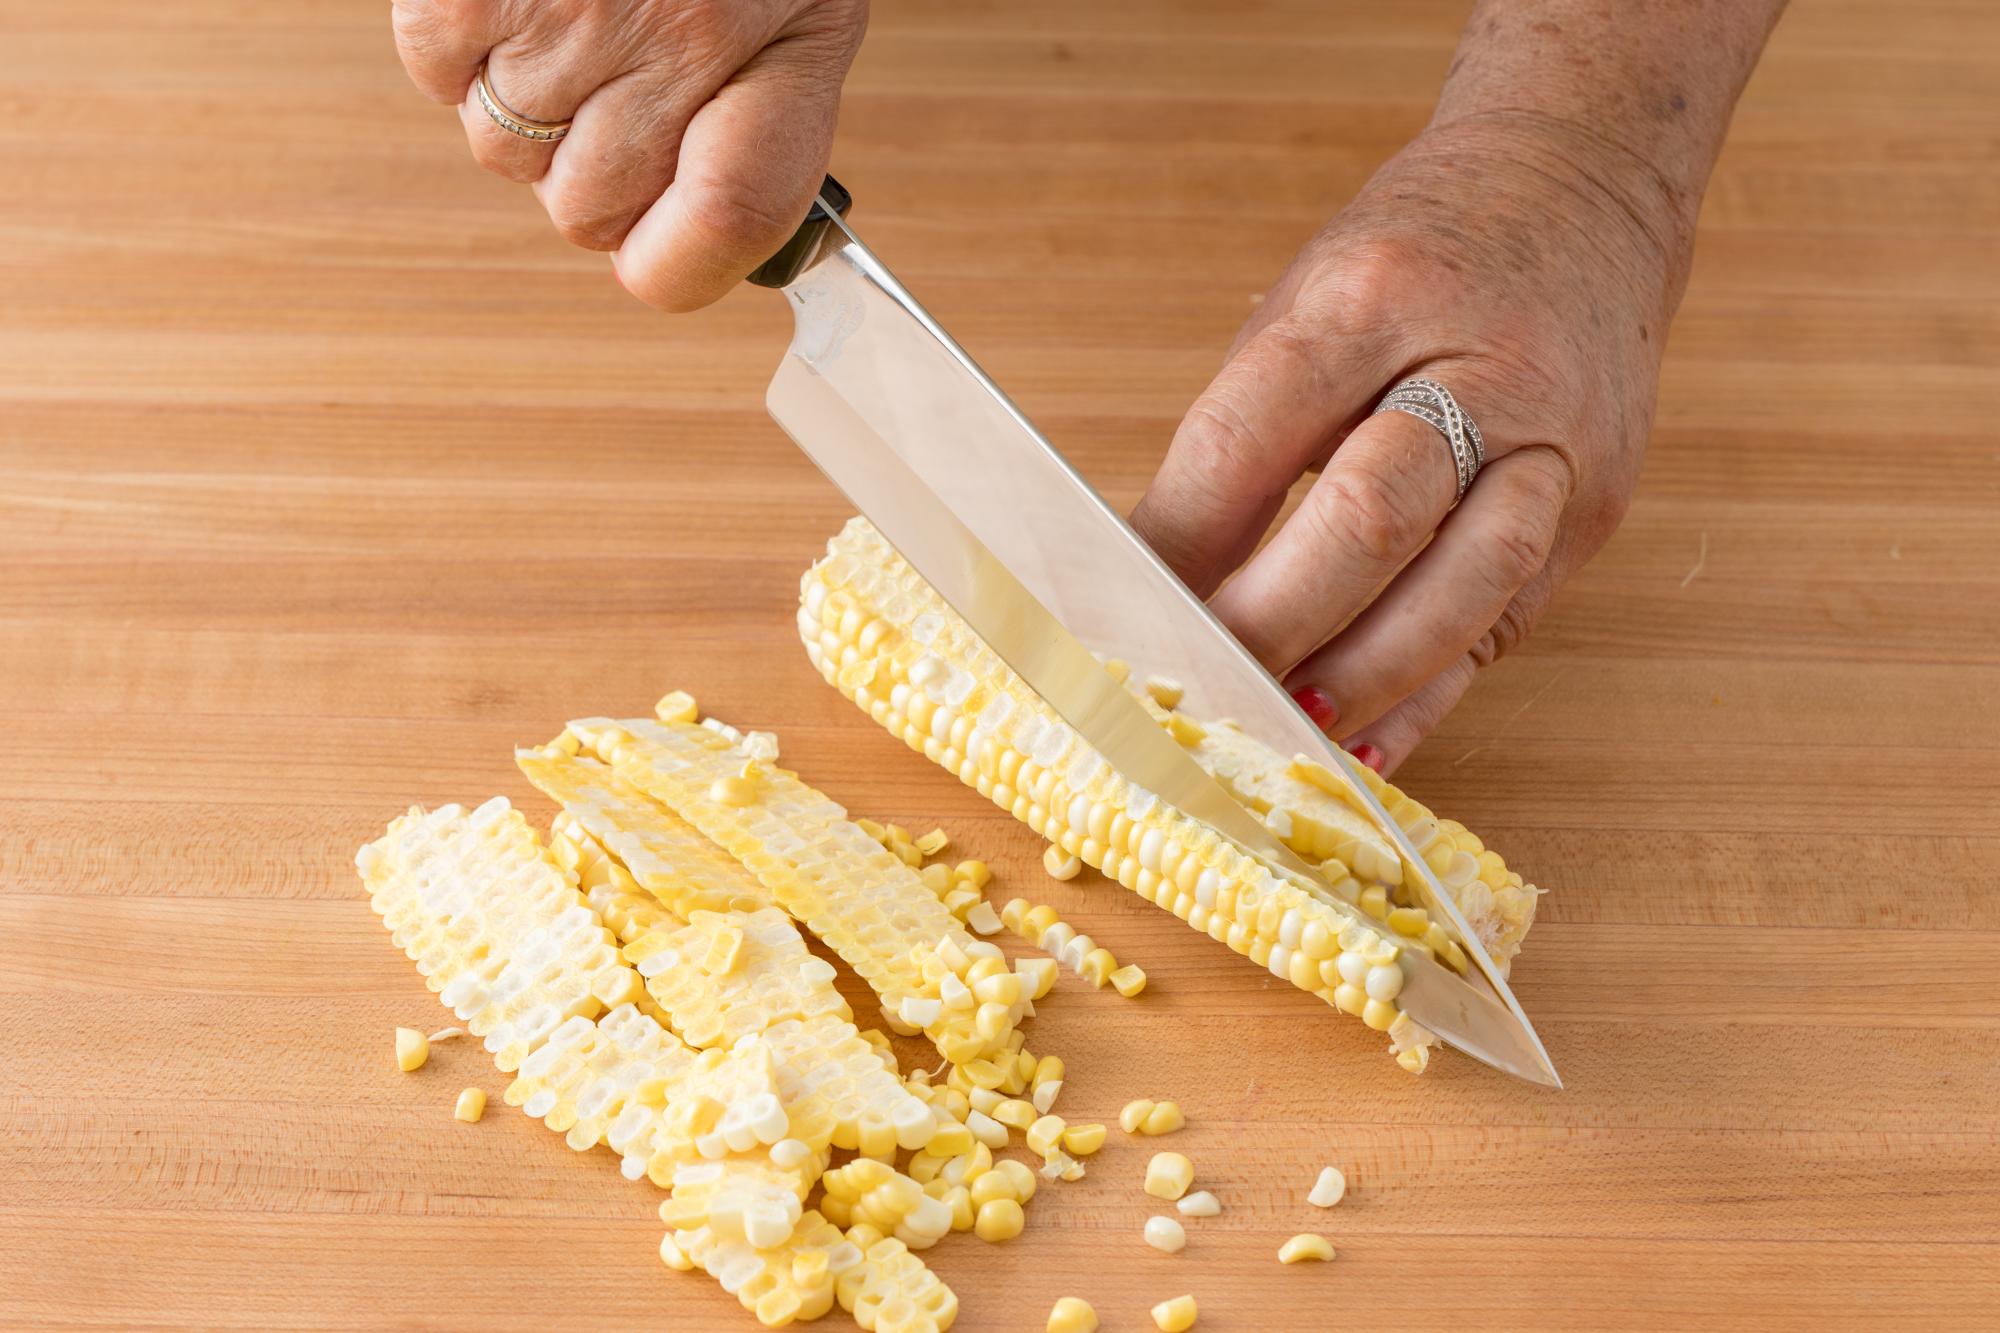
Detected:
[
  {"left": 427, "top": 1026, "right": 466, "bottom": 1043},
  {"left": 1047, "top": 1296, "right": 1099, "bottom": 1333},
  {"left": 1062, "top": 1123, "right": 1106, "bottom": 1156},
  {"left": 1175, "top": 1190, "right": 1219, "bottom": 1218},
  {"left": 1031, "top": 1080, "right": 1063, "bottom": 1115},
  {"left": 1279, "top": 1233, "right": 1336, "bottom": 1264},
  {"left": 1308, "top": 1165, "right": 1346, "bottom": 1208},
  {"left": 956, "top": 860, "right": 992, "bottom": 889},
  {"left": 1109, "top": 963, "right": 1148, "bottom": 997},
  {"left": 1043, "top": 846, "right": 1082, "bottom": 881},
  {"left": 915, "top": 829, "right": 950, "bottom": 856},
  {"left": 973, "top": 1197, "right": 1025, "bottom": 1243},
  {"left": 1120, "top": 1100, "right": 1155, "bottom": 1134},
  {"left": 1145, "top": 1151, "right": 1194, "bottom": 1201},
  {"left": 965, "top": 901, "right": 1002, "bottom": 935},
  {"left": 1142, "top": 676, "right": 1185, "bottom": 710},
  {"left": 395, "top": 1027, "right": 428, "bottom": 1072},
  {"left": 1143, "top": 1216, "right": 1187, "bottom": 1253},
  {"left": 1141, "top": 1101, "right": 1186, "bottom": 1136},
  {"left": 454, "top": 1087, "right": 487, "bottom": 1122},
  {"left": 710, "top": 775, "right": 758, "bottom": 808},
  {"left": 1078, "top": 947, "right": 1117, "bottom": 988},
  {"left": 994, "top": 1098, "right": 1037, "bottom": 1131},
  {"left": 1025, "top": 1115, "right": 1067, "bottom": 1156},
  {"left": 1152, "top": 1294, "right": 1198, "bottom": 1332}
]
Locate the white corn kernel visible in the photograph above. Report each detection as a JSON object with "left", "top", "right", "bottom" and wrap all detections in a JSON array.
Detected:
[
  {"left": 1143, "top": 1216, "right": 1187, "bottom": 1253},
  {"left": 1176, "top": 1190, "right": 1219, "bottom": 1217},
  {"left": 1032, "top": 1079, "right": 1063, "bottom": 1115},
  {"left": 1308, "top": 1165, "right": 1346, "bottom": 1208},
  {"left": 966, "top": 901, "right": 1002, "bottom": 935}
]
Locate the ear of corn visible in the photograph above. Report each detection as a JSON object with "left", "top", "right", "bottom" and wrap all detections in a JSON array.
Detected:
[
  {"left": 559, "top": 714, "right": 1025, "bottom": 1074},
  {"left": 797, "top": 517, "right": 1500, "bottom": 1071}
]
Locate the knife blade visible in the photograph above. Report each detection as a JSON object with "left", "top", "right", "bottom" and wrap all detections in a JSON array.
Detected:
[{"left": 753, "top": 184, "right": 1559, "bottom": 1088}]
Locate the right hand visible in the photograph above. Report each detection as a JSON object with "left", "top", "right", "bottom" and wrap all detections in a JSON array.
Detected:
[{"left": 393, "top": 0, "right": 868, "bottom": 310}]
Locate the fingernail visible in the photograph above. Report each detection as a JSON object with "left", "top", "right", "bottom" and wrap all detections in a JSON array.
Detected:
[
  {"left": 1349, "top": 743, "right": 1386, "bottom": 773},
  {"left": 1290, "top": 686, "right": 1339, "bottom": 731}
]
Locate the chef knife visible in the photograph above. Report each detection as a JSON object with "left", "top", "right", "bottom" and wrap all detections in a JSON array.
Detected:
[{"left": 747, "top": 178, "right": 1560, "bottom": 1088}]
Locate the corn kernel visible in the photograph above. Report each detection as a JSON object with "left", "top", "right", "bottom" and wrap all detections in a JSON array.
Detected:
[
  {"left": 974, "top": 1196, "right": 1025, "bottom": 1242},
  {"left": 1079, "top": 947, "right": 1117, "bottom": 988},
  {"left": 955, "top": 859, "right": 992, "bottom": 888},
  {"left": 1109, "top": 963, "right": 1148, "bottom": 997},
  {"left": 1143, "top": 676, "right": 1185, "bottom": 709},
  {"left": 1278, "top": 1233, "right": 1335, "bottom": 1264},
  {"left": 1307, "top": 1166, "right": 1346, "bottom": 1208},
  {"left": 920, "top": 862, "right": 953, "bottom": 893},
  {"left": 700, "top": 925, "right": 745, "bottom": 976},
  {"left": 1062, "top": 1123, "right": 1107, "bottom": 1156},
  {"left": 654, "top": 690, "right": 698, "bottom": 723},
  {"left": 968, "top": 1169, "right": 1015, "bottom": 1209},
  {"left": 1151, "top": 1294, "right": 1198, "bottom": 1331},
  {"left": 993, "top": 1158, "right": 1037, "bottom": 1202},
  {"left": 453, "top": 1087, "right": 486, "bottom": 1123},
  {"left": 1032, "top": 1080, "right": 1063, "bottom": 1115},
  {"left": 708, "top": 775, "right": 757, "bottom": 807},
  {"left": 994, "top": 1098, "right": 1037, "bottom": 1131},
  {"left": 1120, "top": 1099, "right": 1156, "bottom": 1134},
  {"left": 1026, "top": 1115, "right": 1067, "bottom": 1156},
  {"left": 1145, "top": 1151, "right": 1194, "bottom": 1201},
  {"left": 394, "top": 1027, "right": 428, "bottom": 1072},
  {"left": 1044, "top": 846, "right": 1082, "bottom": 881},
  {"left": 965, "top": 900, "right": 1002, "bottom": 935},
  {"left": 1017, "top": 957, "right": 1059, "bottom": 1000},
  {"left": 1047, "top": 1297, "right": 1098, "bottom": 1333},
  {"left": 915, "top": 829, "right": 950, "bottom": 856},
  {"left": 1143, "top": 1215, "right": 1187, "bottom": 1253},
  {"left": 944, "top": 1184, "right": 975, "bottom": 1231},
  {"left": 1176, "top": 1190, "right": 1219, "bottom": 1217},
  {"left": 966, "top": 1110, "right": 1008, "bottom": 1149},
  {"left": 1022, "top": 904, "right": 1060, "bottom": 938},
  {"left": 1386, "top": 906, "right": 1428, "bottom": 938},
  {"left": 1141, "top": 1101, "right": 1186, "bottom": 1136}
]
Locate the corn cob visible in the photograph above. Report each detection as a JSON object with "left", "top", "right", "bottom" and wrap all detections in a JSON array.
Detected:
[
  {"left": 837, "top": 1234, "right": 960, "bottom": 1332},
  {"left": 560, "top": 713, "right": 1026, "bottom": 1072},
  {"left": 797, "top": 519, "right": 1445, "bottom": 1071},
  {"left": 662, "top": 1208, "right": 860, "bottom": 1327}
]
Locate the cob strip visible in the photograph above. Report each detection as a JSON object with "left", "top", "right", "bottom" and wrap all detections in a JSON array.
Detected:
[
  {"left": 358, "top": 799, "right": 956, "bottom": 1329},
  {"left": 561, "top": 713, "right": 1027, "bottom": 1072},
  {"left": 797, "top": 518, "right": 1444, "bottom": 1071}
]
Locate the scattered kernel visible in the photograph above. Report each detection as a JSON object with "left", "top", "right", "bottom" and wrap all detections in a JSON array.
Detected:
[
  {"left": 994, "top": 1098, "right": 1037, "bottom": 1130},
  {"left": 1047, "top": 1297, "right": 1099, "bottom": 1333},
  {"left": 974, "top": 1197, "right": 1026, "bottom": 1242},
  {"left": 965, "top": 901, "right": 1003, "bottom": 935},
  {"left": 1145, "top": 1151, "right": 1194, "bottom": 1201},
  {"left": 1109, "top": 963, "right": 1149, "bottom": 997},
  {"left": 1031, "top": 1079, "right": 1063, "bottom": 1115},
  {"left": 955, "top": 859, "right": 992, "bottom": 888},
  {"left": 1061, "top": 1122, "right": 1106, "bottom": 1156},
  {"left": 1152, "top": 1294, "right": 1199, "bottom": 1331},
  {"left": 1176, "top": 1190, "right": 1219, "bottom": 1217},
  {"left": 708, "top": 775, "right": 757, "bottom": 807},
  {"left": 453, "top": 1087, "right": 486, "bottom": 1123},
  {"left": 914, "top": 828, "right": 950, "bottom": 856},
  {"left": 1141, "top": 1101, "right": 1186, "bottom": 1136},
  {"left": 1308, "top": 1166, "right": 1346, "bottom": 1208},
  {"left": 1120, "top": 1099, "right": 1156, "bottom": 1134},
  {"left": 1143, "top": 1215, "right": 1187, "bottom": 1253},
  {"left": 425, "top": 1026, "right": 466, "bottom": 1043},
  {"left": 654, "top": 690, "right": 698, "bottom": 723},
  {"left": 1278, "top": 1233, "right": 1336, "bottom": 1264},
  {"left": 1043, "top": 845, "right": 1083, "bottom": 881},
  {"left": 394, "top": 1027, "right": 428, "bottom": 1072},
  {"left": 1143, "top": 676, "right": 1186, "bottom": 709}
]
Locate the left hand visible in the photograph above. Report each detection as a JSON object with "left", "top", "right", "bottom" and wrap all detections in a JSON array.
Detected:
[{"left": 1131, "top": 112, "right": 1688, "bottom": 774}]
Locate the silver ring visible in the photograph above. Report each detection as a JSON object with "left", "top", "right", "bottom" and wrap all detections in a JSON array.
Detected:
[
  {"left": 473, "top": 65, "right": 571, "bottom": 143},
  {"left": 1373, "top": 377, "right": 1484, "bottom": 504}
]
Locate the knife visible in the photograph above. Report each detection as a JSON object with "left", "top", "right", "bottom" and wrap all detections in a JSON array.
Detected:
[{"left": 747, "top": 178, "right": 1560, "bottom": 1088}]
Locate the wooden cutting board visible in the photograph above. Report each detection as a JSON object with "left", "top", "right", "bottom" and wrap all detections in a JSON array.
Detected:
[{"left": 4, "top": 2, "right": 1996, "bottom": 1329}]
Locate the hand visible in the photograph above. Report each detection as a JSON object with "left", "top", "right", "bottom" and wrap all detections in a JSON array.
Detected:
[
  {"left": 1132, "top": 113, "right": 1688, "bottom": 774},
  {"left": 392, "top": 0, "right": 868, "bottom": 310}
]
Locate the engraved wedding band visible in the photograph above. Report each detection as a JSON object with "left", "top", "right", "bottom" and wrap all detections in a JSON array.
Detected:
[
  {"left": 473, "top": 65, "right": 571, "bottom": 143},
  {"left": 1373, "top": 377, "right": 1485, "bottom": 504}
]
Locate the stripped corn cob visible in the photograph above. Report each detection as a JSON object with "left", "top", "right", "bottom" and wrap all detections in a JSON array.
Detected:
[
  {"left": 799, "top": 519, "right": 1455, "bottom": 1071},
  {"left": 560, "top": 713, "right": 1026, "bottom": 1071}
]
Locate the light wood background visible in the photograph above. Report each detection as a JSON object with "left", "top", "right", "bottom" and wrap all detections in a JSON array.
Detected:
[{"left": 4, "top": 1, "right": 1997, "bottom": 1329}]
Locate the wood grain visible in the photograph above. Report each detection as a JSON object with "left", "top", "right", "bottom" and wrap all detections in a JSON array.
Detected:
[{"left": 3, "top": 1, "right": 1997, "bottom": 1329}]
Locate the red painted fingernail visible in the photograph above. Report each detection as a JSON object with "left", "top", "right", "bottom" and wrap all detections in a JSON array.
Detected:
[
  {"left": 1291, "top": 686, "right": 1339, "bottom": 731},
  {"left": 1349, "top": 743, "right": 1386, "bottom": 773}
]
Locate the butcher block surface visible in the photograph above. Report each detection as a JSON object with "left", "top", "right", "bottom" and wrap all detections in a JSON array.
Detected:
[{"left": 3, "top": 2, "right": 1997, "bottom": 1329}]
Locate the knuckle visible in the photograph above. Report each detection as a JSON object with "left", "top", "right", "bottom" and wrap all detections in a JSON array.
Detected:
[
  {"left": 543, "top": 187, "right": 635, "bottom": 251},
  {"left": 1175, "top": 395, "right": 1268, "bottom": 492},
  {"left": 680, "top": 180, "right": 802, "bottom": 257},
  {"left": 1469, "top": 600, "right": 1537, "bottom": 669},
  {"left": 1311, "top": 458, "right": 1425, "bottom": 569}
]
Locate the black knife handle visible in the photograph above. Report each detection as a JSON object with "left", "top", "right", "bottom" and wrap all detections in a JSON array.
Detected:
[{"left": 746, "top": 174, "right": 852, "bottom": 289}]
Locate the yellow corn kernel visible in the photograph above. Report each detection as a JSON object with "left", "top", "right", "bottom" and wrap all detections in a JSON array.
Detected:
[
  {"left": 1120, "top": 1099, "right": 1156, "bottom": 1134},
  {"left": 1152, "top": 1294, "right": 1198, "bottom": 1332},
  {"left": 1017, "top": 956, "right": 1059, "bottom": 1000},
  {"left": 955, "top": 859, "right": 992, "bottom": 888},
  {"left": 1141, "top": 1101, "right": 1186, "bottom": 1136},
  {"left": 700, "top": 925, "right": 745, "bottom": 976},
  {"left": 1278, "top": 1233, "right": 1336, "bottom": 1264},
  {"left": 1025, "top": 1115, "right": 1067, "bottom": 1157},
  {"left": 1000, "top": 897, "right": 1031, "bottom": 933},
  {"left": 654, "top": 691, "right": 698, "bottom": 724},
  {"left": 1143, "top": 1216, "right": 1187, "bottom": 1253},
  {"left": 968, "top": 1169, "right": 1015, "bottom": 1209},
  {"left": 1109, "top": 963, "right": 1148, "bottom": 997},
  {"left": 1044, "top": 846, "right": 1082, "bottom": 881},
  {"left": 992, "top": 1158, "right": 1037, "bottom": 1203},
  {"left": 453, "top": 1087, "right": 487, "bottom": 1123},
  {"left": 973, "top": 1197, "right": 1025, "bottom": 1243},
  {"left": 1079, "top": 947, "right": 1117, "bottom": 988},
  {"left": 1022, "top": 904, "right": 1060, "bottom": 939},
  {"left": 1362, "top": 997, "right": 1398, "bottom": 1031},
  {"left": 1165, "top": 712, "right": 1206, "bottom": 746},
  {"left": 994, "top": 1098, "right": 1037, "bottom": 1131},
  {"left": 896, "top": 843, "right": 924, "bottom": 868},
  {"left": 1307, "top": 1166, "right": 1346, "bottom": 1208},
  {"left": 1359, "top": 886, "right": 1389, "bottom": 920},
  {"left": 1386, "top": 906, "right": 1428, "bottom": 938},
  {"left": 1145, "top": 1151, "right": 1194, "bottom": 1200},
  {"left": 1062, "top": 1123, "right": 1106, "bottom": 1156},
  {"left": 394, "top": 1027, "right": 428, "bottom": 1072},
  {"left": 915, "top": 829, "right": 951, "bottom": 856},
  {"left": 927, "top": 1122, "right": 974, "bottom": 1158},
  {"left": 1047, "top": 1297, "right": 1099, "bottom": 1333},
  {"left": 1143, "top": 676, "right": 1185, "bottom": 709},
  {"left": 708, "top": 775, "right": 758, "bottom": 807},
  {"left": 920, "top": 863, "right": 953, "bottom": 894}
]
